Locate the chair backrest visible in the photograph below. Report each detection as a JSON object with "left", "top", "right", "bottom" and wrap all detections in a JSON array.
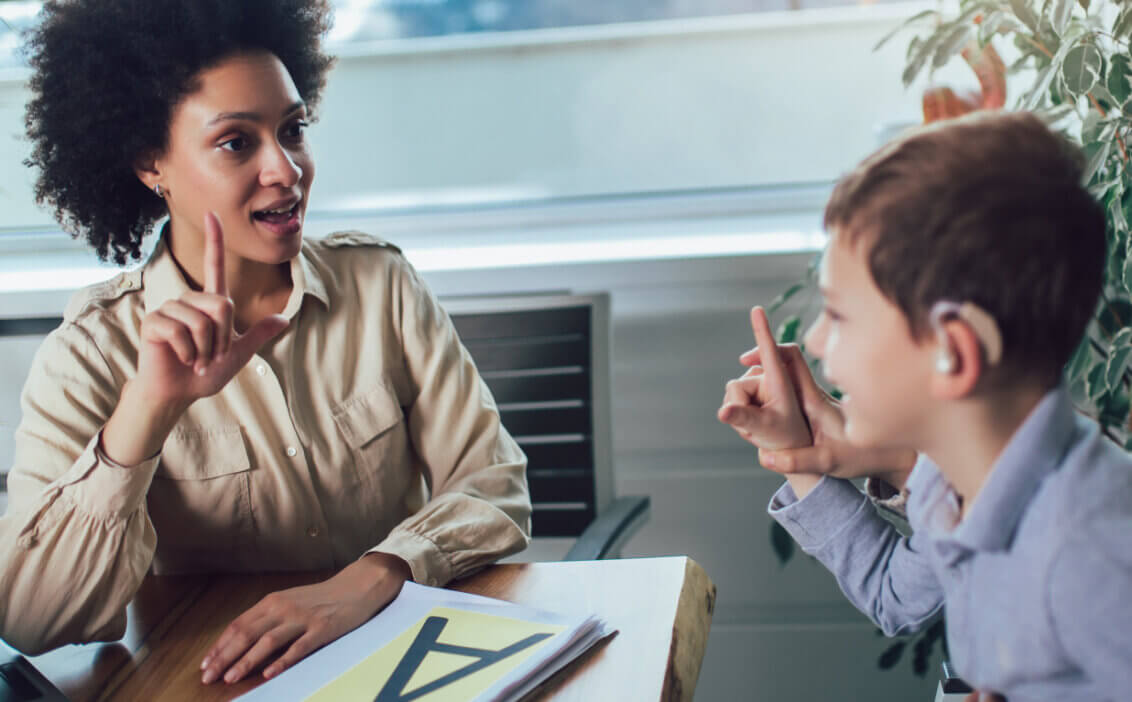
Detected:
[
  {"left": 442, "top": 293, "right": 613, "bottom": 539},
  {"left": 0, "top": 296, "right": 617, "bottom": 539}
]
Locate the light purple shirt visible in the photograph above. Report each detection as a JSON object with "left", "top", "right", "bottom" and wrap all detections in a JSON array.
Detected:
[{"left": 769, "top": 387, "right": 1132, "bottom": 701}]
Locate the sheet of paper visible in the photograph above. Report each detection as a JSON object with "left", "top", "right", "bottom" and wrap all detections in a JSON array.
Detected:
[
  {"left": 235, "top": 582, "right": 608, "bottom": 702},
  {"left": 308, "top": 606, "right": 566, "bottom": 702}
]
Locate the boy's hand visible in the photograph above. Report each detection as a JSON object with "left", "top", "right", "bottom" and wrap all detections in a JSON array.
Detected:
[
  {"left": 717, "top": 307, "right": 813, "bottom": 451},
  {"left": 731, "top": 315, "right": 917, "bottom": 490}
]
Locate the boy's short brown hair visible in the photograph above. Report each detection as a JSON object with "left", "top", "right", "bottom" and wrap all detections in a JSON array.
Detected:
[{"left": 824, "top": 110, "right": 1105, "bottom": 387}]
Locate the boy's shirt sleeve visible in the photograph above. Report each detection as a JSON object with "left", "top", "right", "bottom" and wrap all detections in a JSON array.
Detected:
[
  {"left": 1047, "top": 514, "right": 1132, "bottom": 698},
  {"left": 769, "top": 476, "right": 944, "bottom": 636}
]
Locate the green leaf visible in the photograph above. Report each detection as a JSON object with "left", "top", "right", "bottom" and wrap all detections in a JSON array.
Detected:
[
  {"left": 1061, "top": 43, "right": 1104, "bottom": 96},
  {"left": 1051, "top": 0, "right": 1075, "bottom": 35},
  {"left": 1065, "top": 335, "right": 1095, "bottom": 383},
  {"left": 777, "top": 316, "right": 802, "bottom": 345},
  {"left": 979, "top": 10, "right": 1006, "bottom": 44},
  {"left": 1082, "top": 109, "right": 1105, "bottom": 143},
  {"left": 1115, "top": 6, "right": 1132, "bottom": 40},
  {"left": 1010, "top": 0, "right": 1040, "bottom": 32},
  {"left": 1023, "top": 63, "right": 1059, "bottom": 109},
  {"left": 934, "top": 25, "right": 974, "bottom": 69},
  {"left": 770, "top": 521, "right": 795, "bottom": 566},
  {"left": 1082, "top": 139, "right": 1113, "bottom": 185},
  {"left": 1099, "top": 385, "right": 1130, "bottom": 427},
  {"left": 934, "top": 23, "right": 975, "bottom": 68},
  {"left": 878, "top": 641, "right": 907, "bottom": 670},
  {"left": 1035, "top": 102, "right": 1077, "bottom": 128},
  {"left": 1107, "top": 54, "right": 1132, "bottom": 105},
  {"left": 874, "top": 9, "right": 941, "bottom": 52},
  {"left": 1110, "top": 187, "right": 1130, "bottom": 236},
  {"left": 1087, "top": 361, "right": 1108, "bottom": 402},
  {"left": 903, "top": 30, "right": 944, "bottom": 86},
  {"left": 767, "top": 282, "right": 806, "bottom": 316},
  {"left": 1098, "top": 299, "right": 1132, "bottom": 339},
  {"left": 1105, "top": 328, "right": 1132, "bottom": 391},
  {"left": 1123, "top": 247, "right": 1132, "bottom": 297}
]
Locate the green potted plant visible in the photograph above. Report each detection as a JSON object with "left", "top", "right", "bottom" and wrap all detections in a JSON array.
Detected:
[{"left": 767, "top": 0, "right": 1132, "bottom": 675}]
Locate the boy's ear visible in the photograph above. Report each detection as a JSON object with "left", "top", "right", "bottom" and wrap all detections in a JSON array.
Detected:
[
  {"left": 930, "top": 319, "right": 982, "bottom": 400},
  {"left": 132, "top": 150, "right": 163, "bottom": 191}
]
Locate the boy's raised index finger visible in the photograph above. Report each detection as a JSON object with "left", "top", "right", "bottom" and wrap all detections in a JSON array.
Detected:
[
  {"left": 204, "top": 212, "right": 227, "bottom": 297},
  {"left": 749, "top": 306, "right": 786, "bottom": 375}
]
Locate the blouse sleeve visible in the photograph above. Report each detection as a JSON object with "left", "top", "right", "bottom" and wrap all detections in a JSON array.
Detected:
[
  {"left": 0, "top": 322, "right": 158, "bottom": 654},
  {"left": 367, "top": 257, "right": 532, "bottom": 587}
]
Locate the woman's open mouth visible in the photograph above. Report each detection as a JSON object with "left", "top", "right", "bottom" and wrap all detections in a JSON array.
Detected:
[{"left": 252, "top": 202, "right": 302, "bottom": 237}]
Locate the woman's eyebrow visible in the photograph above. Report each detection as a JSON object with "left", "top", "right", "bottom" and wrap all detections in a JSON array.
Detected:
[{"left": 208, "top": 101, "right": 306, "bottom": 126}]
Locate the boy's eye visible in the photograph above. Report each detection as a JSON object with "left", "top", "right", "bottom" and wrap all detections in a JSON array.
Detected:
[{"left": 220, "top": 136, "right": 248, "bottom": 153}]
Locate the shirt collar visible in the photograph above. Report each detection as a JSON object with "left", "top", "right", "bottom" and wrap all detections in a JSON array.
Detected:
[
  {"left": 908, "top": 386, "right": 1079, "bottom": 556},
  {"left": 142, "top": 228, "right": 330, "bottom": 315}
]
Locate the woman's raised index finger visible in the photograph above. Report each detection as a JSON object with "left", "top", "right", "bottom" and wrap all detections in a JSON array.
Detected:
[{"left": 204, "top": 212, "right": 227, "bottom": 297}]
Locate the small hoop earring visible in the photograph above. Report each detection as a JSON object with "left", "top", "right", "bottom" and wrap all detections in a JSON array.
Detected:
[{"left": 154, "top": 184, "right": 165, "bottom": 198}]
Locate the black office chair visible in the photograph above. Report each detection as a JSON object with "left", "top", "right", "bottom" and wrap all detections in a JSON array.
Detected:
[{"left": 444, "top": 292, "right": 650, "bottom": 560}]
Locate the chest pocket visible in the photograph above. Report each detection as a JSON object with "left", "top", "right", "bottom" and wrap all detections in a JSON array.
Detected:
[
  {"left": 332, "top": 384, "right": 410, "bottom": 492},
  {"left": 148, "top": 424, "right": 255, "bottom": 559}
]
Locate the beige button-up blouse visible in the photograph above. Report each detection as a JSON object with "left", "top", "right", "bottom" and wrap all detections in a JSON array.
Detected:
[{"left": 0, "top": 231, "right": 531, "bottom": 654}]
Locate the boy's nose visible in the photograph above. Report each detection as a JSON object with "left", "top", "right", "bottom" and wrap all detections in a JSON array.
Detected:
[{"left": 803, "top": 317, "right": 826, "bottom": 359}]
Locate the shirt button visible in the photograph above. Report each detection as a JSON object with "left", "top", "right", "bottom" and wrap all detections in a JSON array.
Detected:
[
  {"left": 256, "top": 364, "right": 267, "bottom": 376},
  {"left": 286, "top": 446, "right": 297, "bottom": 457},
  {"left": 306, "top": 526, "right": 319, "bottom": 538}
]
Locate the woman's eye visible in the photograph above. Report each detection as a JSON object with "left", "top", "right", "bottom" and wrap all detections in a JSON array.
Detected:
[
  {"left": 220, "top": 136, "right": 248, "bottom": 153},
  {"left": 284, "top": 121, "right": 308, "bottom": 140}
]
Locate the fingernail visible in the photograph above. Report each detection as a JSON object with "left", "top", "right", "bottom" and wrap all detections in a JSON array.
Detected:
[
  {"left": 196, "top": 366, "right": 207, "bottom": 376},
  {"left": 264, "top": 667, "right": 276, "bottom": 679},
  {"left": 201, "top": 669, "right": 215, "bottom": 685},
  {"left": 200, "top": 656, "right": 209, "bottom": 671},
  {"left": 224, "top": 669, "right": 237, "bottom": 684},
  {"left": 762, "top": 454, "right": 776, "bottom": 467}
]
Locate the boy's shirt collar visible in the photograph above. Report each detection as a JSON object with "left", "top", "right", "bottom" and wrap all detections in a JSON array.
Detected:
[{"left": 906, "top": 386, "right": 1078, "bottom": 559}]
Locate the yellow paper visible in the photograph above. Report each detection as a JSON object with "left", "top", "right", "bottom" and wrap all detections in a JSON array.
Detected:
[{"left": 307, "top": 606, "right": 565, "bottom": 702}]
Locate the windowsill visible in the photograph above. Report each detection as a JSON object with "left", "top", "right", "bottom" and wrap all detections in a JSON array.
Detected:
[{"left": 0, "top": 185, "right": 828, "bottom": 317}]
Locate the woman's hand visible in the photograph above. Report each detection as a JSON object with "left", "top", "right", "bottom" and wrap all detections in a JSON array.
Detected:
[
  {"left": 201, "top": 553, "right": 412, "bottom": 685},
  {"left": 134, "top": 212, "right": 288, "bottom": 407},
  {"left": 101, "top": 213, "right": 289, "bottom": 465}
]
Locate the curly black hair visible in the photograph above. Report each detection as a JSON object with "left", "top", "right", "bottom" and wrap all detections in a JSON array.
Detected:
[{"left": 23, "top": 0, "right": 336, "bottom": 264}]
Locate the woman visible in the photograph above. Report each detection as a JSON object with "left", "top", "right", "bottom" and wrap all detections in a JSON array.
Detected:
[{"left": 0, "top": 0, "right": 531, "bottom": 686}]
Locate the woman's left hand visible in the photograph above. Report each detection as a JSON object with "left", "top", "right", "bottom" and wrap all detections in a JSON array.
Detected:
[{"left": 200, "top": 552, "right": 412, "bottom": 684}]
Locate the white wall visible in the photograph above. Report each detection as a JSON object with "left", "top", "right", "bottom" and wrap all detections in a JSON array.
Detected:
[{"left": 0, "top": 4, "right": 943, "bottom": 232}]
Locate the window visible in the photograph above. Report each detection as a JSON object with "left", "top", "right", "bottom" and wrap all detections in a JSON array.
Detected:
[{"left": 330, "top": 0, "right": 908, "bottom": 43}]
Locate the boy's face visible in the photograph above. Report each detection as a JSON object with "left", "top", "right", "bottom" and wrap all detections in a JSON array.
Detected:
[{"left": 803, "top": 233, "right": 937, "bottom": 449}]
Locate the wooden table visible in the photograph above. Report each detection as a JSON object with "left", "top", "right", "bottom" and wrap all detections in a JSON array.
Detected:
[{"left": 30, "top": 556, "right": 715, "bottom": 701}]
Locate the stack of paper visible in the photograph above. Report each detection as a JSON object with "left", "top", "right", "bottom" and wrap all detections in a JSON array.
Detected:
[{"left": 236, "top": 582, "right": 614, "bottom": 702}]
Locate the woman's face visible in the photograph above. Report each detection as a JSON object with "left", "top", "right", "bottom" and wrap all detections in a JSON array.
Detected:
[{"left": 148, "top": 51, "right": 315, "bottom": 265}]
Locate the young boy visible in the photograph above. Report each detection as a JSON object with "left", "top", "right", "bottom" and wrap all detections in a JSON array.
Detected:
[{"left": 718, "top": 111, "right": 1132, "bottom": 700}]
